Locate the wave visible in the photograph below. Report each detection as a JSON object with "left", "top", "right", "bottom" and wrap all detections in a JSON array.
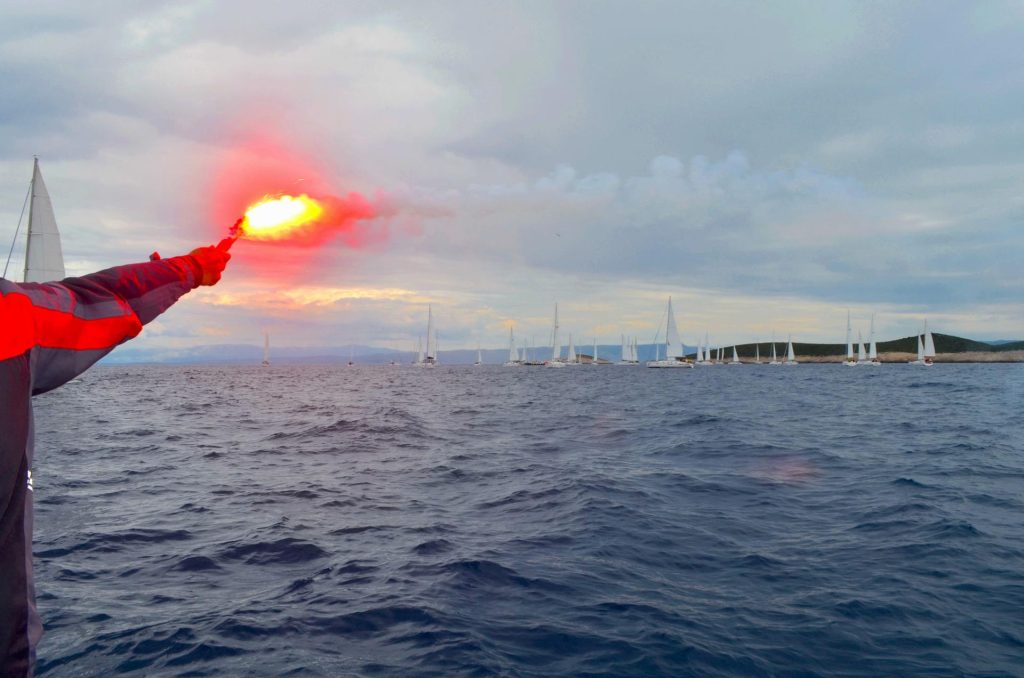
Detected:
[{"left": 218, "top": 538, "right": 328, "bottom": 565}]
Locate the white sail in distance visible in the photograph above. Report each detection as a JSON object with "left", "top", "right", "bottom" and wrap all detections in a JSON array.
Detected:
[
  {"left": 664, "top": 297, "right": 682, "bottom": 359},
  {"left": 923, "top": 319, "right": 936, "bottom": 357},
  {"left": 551, "top": 303, "right": 560, "bottom": 361},
  {"left": 567, "top": 334, "right": 577, "bottom": 363},
  {"left": 262, "top": 332, "right": 270, "bottom": 366},
  {"left": 507, "top": 328, "right": 517, "bottom": 363},
  {"left": 857, "top": 330, "right": 866, "bottom": 362},
  {"left": 846, "top": 311, "right": 853, "bottom": 359},
  {"left": 24, "top": 158, "right": 66, "bottom": 283},
  {"left": 787, "top": 335, "right": 796, "bottom": 362},
  {"left": 869, "top": 314, "right": 878, "bottom": 360},
  {"left": 425, "top": 306, "right": 436, "bottom": 360}
]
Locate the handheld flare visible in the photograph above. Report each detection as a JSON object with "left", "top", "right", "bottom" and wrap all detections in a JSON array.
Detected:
[{"left": 222, "top": 194, "right": 325, "bottom": 248}]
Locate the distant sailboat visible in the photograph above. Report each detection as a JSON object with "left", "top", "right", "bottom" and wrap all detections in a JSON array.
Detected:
[
  {"left": 922, "top": 319, "right": 936, "bottom": 366},
  {"left": 730, "top": 346, "right": 740, "bottom": 364},
  {"left": 566, "top": 333, "right": 581, "bottom": 365},
  {"left": 262, "top": 332, "right": 270, "bottom": 366},
  {"left": 844, "top": 311, "right": 857, "bottom": 366},
  {"left": 475, "top": 345, "right": 482, "bottom": 366},
  {"left": 414, "top": 306, "right": 437, "bottom": 367},
  {"left": 647, "top": 297, "right": 692, "bottom": 368},
  {"left": 769, "top": 332, "right": 781, "bottom": 365},
  {"left": 695, "top": 331, "right": 711, "bottom": 366},
  {"left": 5, "top": 158, "right": 66, "bottom": 283},
  {"left": 546, "top": 303, "right": 566, "bottom": 367},
  {"left": 754, "top": 343, "right": 761, "bottom": 364},
  {"left": 347, "top": 344, "right": 355, "bottom": 367},
  {"left": 618, "top": 334, "right": 630, "bottom": 365},
  {"left": 503, "top": 327, "right": 520, "bottom": 366},
  {"left": 856, "top": 330, "right": 867, "bottom": 365},
  {"left": 868, "top": 314, "right": 880, "bottom": 365},
  {"left": 591, "top": 337, "right": 599, "bottom": 365},
  {"left": 785, "top": 334, "right": 798, "bottom": 365}
]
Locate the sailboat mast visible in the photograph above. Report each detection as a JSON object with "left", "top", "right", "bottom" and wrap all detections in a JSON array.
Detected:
[
  {"left": 551, "top": 303, "right": 560, "bottom": 361},
  {"left": 869, "top": 314, "right": 878, "bottom": 359}
]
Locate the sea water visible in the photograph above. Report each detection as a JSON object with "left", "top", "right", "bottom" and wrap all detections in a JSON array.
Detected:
[{"left": 31, "top": 363, "right": 1024, "bottom": 675}]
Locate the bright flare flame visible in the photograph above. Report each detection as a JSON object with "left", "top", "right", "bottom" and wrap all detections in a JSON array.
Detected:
[{"left": 241, "top": 194, "right": 324, "bottom": 239}]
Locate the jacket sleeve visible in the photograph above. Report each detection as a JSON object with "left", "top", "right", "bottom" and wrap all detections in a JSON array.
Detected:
[{"left": 3, "top": 256, "right": 202, "bottom": 395}]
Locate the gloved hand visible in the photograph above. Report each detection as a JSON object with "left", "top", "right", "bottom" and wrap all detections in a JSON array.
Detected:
[{"left": 188, "top": 244, "right": 231, "bottom": 286}]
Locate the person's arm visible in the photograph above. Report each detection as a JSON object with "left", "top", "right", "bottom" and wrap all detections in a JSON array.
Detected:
[{"left": 0, "top": 245, "right": 228, "bottom": 395}]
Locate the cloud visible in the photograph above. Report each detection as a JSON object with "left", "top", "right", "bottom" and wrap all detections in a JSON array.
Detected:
[{"left": 1, "top": 1, "right": 1022, "bottom": 349}]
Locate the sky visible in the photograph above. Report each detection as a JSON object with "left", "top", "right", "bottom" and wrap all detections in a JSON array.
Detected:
[{"left": 2, "top": 0, "right": 1022, "bottom": 353}]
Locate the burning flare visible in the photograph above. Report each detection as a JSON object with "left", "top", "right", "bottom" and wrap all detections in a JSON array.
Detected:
[{"left": 239, "top": 194, "right": 324, "bottom": 240}]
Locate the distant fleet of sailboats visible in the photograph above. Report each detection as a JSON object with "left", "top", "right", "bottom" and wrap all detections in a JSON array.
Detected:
[
  {"left": 2, "top": 162, "right": 947, "bottom": 371},
  {"left": 389, "top": 300, "right": 943, "bottom": 368}
]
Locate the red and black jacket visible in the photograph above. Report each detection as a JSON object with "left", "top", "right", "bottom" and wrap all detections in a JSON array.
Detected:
[{"left": 0, "top": 256, "right": 201, "bottom": 677}]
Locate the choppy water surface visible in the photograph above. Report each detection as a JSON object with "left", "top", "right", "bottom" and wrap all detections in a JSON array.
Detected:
[{"left": 32, "top": 363, "right": 1024, "bottom": 676}]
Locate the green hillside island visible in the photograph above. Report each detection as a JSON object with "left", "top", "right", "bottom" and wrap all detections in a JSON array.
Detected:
[{"left": 685, "top": 334, "right": 1024, "bottom": 362}]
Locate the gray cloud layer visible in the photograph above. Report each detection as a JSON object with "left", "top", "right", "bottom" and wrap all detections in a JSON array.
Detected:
[{"left": 1, "top": 1, "right": 1022, "bottom": 345}]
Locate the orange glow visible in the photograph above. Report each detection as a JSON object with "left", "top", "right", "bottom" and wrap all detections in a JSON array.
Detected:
[{"left": 240, "top": 194, "right": 324, "bottom": 240}]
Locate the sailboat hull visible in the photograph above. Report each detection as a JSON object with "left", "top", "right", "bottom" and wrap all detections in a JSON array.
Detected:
[{"left": 646, "top": 360, "right": 693, "bottom": 368}]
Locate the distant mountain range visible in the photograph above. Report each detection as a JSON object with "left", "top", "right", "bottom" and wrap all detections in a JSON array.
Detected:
[{"left": 103, "top": 334, "right": 1022, "bottom": 365}]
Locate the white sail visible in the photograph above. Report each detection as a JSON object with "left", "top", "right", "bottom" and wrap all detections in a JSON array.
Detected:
[
  {"left": 755, "top": 343, "right": 760, "bottom": 363},
  {"left": 846, "top": 311, "right": 853, "bottom": 359},
  {"left": 24, "top": 158, "right": 66, "bottom": 283},
  {"left": 425, "top": 306, "right": 436, "bottom": 360},
  {"left": 262, "top": 332, "right": 270, "bottom": 365},
  {"left": 732, "top": 346, "right": 739, "bottom": 363},
  {"left": 476, "top": 347, "right": 482, "bottom": 365},
  {"left": 593, "top": 337, "right": 598, "bottom": 364},
  {"left": 771, "top": 333, "right": 778, "bottom": 362},
  {"left": 551, "top": 303, "right": 560, "bottom": 361},
  {"left": 620, "top": 334, "right": 627, "bottom": 362},
  {"left": 857, "top": 330, "right": 866, "bottom": 362},
  {"left": 787, "top": 335, "right": 796, "bottom": 362},
  {"left": 567, "top": 334, "right": 577, "bottom": 363},
  {"left": 869, "top": 314, "right": 878, "bottom": 360},
  {"left": 923, "top": 320, "right": 936, "bottom": 357},
  {"left": 665, "top": 297, "right": 682, "bottom": 358},
  {"left": 507, "top": 328, "right": 517, "bottom": 362},
  {"left": 916, "top": 333, "right": 924, "bottom": 360}
]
